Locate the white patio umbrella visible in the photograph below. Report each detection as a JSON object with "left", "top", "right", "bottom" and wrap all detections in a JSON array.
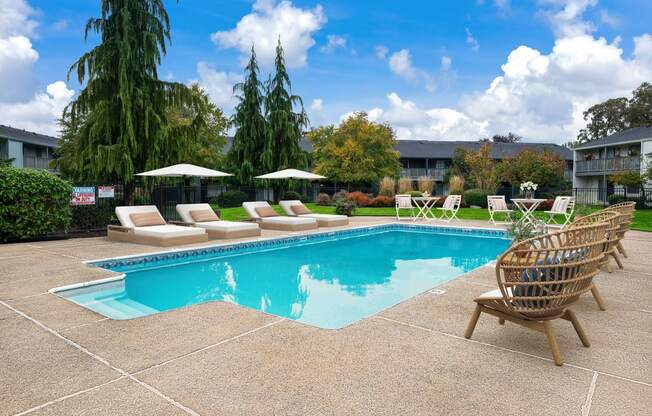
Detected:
[
  {"left": 255, "top": 168, "right": 326, "bottom": 180},
  {"left": 136, "top": 163, "right": 232, "bottom": 203},
  {"left": 255, "top": 169, "right": 326, "bottom": 201},
  {"left": 137, "top": 163, "right": 232, "bottom": 178}
]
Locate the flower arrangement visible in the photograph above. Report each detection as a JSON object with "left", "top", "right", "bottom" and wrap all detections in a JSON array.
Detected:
[{"left": 520, "top": 181, "right": 538, "bottom": 198}]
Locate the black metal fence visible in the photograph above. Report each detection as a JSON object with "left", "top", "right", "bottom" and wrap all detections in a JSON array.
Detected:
[{"left": 65, "top": 182, "right": 651, "bottom": 236}]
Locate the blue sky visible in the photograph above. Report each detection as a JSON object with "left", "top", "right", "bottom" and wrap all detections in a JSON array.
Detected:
[{"left": 2, "top": 0, "right": 652, "bottom": 142}]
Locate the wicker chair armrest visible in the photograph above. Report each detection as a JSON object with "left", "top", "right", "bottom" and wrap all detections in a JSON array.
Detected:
[{"left": 107, "top": 224, "right": 131, "bottom": 233}]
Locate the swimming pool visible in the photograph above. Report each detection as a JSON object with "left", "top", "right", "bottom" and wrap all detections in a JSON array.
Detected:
[{"left": 53, "top": 224, "right": 510, "bottom": 329}]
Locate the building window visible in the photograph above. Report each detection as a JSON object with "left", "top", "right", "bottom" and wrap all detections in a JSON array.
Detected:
[{"left": 0, "top": 138, "right": 7, "bottom": 159}]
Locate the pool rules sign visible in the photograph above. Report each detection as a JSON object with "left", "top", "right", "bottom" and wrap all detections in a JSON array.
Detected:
[{"left": 71, "top": 186, "right": 96, "bottom": 205}]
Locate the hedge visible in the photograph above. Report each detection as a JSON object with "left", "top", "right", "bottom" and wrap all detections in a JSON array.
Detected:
[
  {"left": 463, "top": 188, "right": 489, "bottom": 208},
  {"left": 0, "top": 167, "right": 72, "bottom": 241}
]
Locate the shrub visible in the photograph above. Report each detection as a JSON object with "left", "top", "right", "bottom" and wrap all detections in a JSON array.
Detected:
[
  {"left": 0, "top": 167, "right": 72, "bottom": 241},
  {"left": 369, "top": 195, "right": 394, "bottom": 207},
  {"left": 281, "top": 190, "right": 301, "bottom": 201},
  {"left": 449, "top": 175, "right": 465, "bottom": 195},
  {"left": 463, "top": 188, "right": 488, "bottom": 208},
  {"left": 334, "top": 198, "right": 356, "bottom": 216},
  {"left": 299, "top": 193, "right": 311, "bottom": 203},
  {"left": 347, "top": 191, "right": 372, "bottom": 207},
  {"left": 407, "top": 190, "right": 424, "bottom": 198},
  {"left": 378, "top": 176, "right": 396, "bottom": 197},
  {"left": 536, "top": 198, "right": 555, "bottom": 211},
  {"left": 70, "top": 202, "right": 116, "bottom": 231},
  {"left": 398, "top": 177, "right": 413, "bottom": 194},
  {"left": 315, "top": 193, "right": 331, "bottom": 205},
  {"left": 417, "top": 176, "right": 434, "bottom": 194},
  {"left": 332, "top": 189, "right": 348, "bottom": 201},
  {"left": 218, "top": 190, "right": 247, "bottom": 208}
]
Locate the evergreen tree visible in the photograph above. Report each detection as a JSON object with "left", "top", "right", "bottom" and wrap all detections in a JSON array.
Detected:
[
  {"left": 62, "top": 0, "right": 200, "bottom": 196},
  {"left": 262, "top": 39, "right": 309, "bottom": 173},
  {"left": 228, "top": 46, "right": 269, "bottom": 184}
]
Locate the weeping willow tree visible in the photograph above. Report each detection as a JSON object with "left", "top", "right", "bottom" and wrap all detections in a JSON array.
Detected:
[
  {"left": 261, "top": 39, "right": 308, "bottom": 198},
  {"left": 62, "top": 0, "right": 200, "bottom": 198},
  {"left": 227, "top": 46, "right": 269, "bottom": 184}
]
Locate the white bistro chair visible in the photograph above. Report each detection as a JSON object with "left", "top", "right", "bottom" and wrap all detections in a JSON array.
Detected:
[
  {"left": 437, "top": 195, "right": 462, "bottom": 222},
  {"left": 487, "top": 195, "right": 513, "bottom": 225},
  {"left": 395, "top": 194, "right": 414, "bottom": 220},
  {"left": 545, "top": 196, "right": 575, "bottom": 228}
]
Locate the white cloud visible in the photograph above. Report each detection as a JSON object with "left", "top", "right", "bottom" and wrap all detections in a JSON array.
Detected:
[
  {"left": 310, "top": 98, "right": 323, "bottom": 111},
  {"left": 320, "top": 35, "right": 346, "bottom": 53},
  {"left": 440, "top": 56, "right": 452, "bottom": 72},
  {"left": 539, "top": 0, "right": 598, "bottom": 38},
  {"left": 494, "top": 0, "right": 510, "bottom": 9},
  {"left": 341, "top": 93, "right": 488, "bottom": 140},
  {"left": 191, "top": 62, "right": 242, "bottom": 112},
  {"left": 52, "top": 19, "right": 68, "bottom": 32},
  {"left": 0, "top": 0, "right": 38, "bottom": 38},
  {"left": 375, "top": 45, "right": 388, "bottom": 59},
  {"left": 0, "top": 0, "right": 73, "bottom": 135},
  {"left": 211, "top": 0, "right": 326, "bottom": 69},
  {"left": 465, "top": 28, "right": 480, "bottom": 52},
  {"left": 599, "top": 9, "right": 620, "bottom": 28},
  {"left": 388, "top": 49, "right": 435, "bottom": 91},
  {"left": 0, "top": 81, "right": 74, "bottom": 136}
]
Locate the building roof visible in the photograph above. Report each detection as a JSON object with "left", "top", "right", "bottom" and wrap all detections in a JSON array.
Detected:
[
  {"left": 0, "top": 125, "right": 58, "bottom": 148},
  {"left": 573, "top": 126, "right": 652, "bottom": 150},
  {"left": 396, "top": 140, "right": 573, "bottom": 160}
]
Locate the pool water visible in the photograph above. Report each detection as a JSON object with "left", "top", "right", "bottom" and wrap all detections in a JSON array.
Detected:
[{"left": 57, "top": 227, "right": 510, "bottom": 329}]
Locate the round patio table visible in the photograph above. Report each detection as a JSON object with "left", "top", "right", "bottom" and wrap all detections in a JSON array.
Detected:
[
  {"left": 511, "top": 198, "right": 545, "bottom": 227},
  {"left": 411, "top": 196, "right": 440, "bottom": 222}
]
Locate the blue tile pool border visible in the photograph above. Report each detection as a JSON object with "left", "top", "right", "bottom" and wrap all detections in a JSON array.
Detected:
[{"left": 87, "top": 223, "right": 509, "bottom": 271}]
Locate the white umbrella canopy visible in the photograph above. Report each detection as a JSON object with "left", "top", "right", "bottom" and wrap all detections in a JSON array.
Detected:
[
  {"left": 255, "top": 168, "right": 326, "bottom": 180},
  {"left": 136, "top": 163, "right": 232, "bottom": 177}
]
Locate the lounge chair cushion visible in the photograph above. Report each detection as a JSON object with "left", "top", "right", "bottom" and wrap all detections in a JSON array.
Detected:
[
  {"left": 130, "top": 212, "right": 166, "bottom": 227},
  {"left": 255, "top": 206, "right": 279, "bottom": 217},
  {"left": 300, "top": 213, "right": 348, "bottom": 222},
  {"left": 190, "top": 209, "right": 219, "bottom": 223},
  {"left": 194, "top": 221, "right": 259, "bottom": 232},
  {"left": 291, "top": 204, "right": 312, "bottom": 215},
  {"left": 132, "top": 224, "right": 205, "bottom": 238},
  {"left": 261, "top": 216, "right": 315, "bottom": 225}
]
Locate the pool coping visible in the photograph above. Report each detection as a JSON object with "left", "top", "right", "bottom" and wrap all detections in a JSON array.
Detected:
[{"left": 49, "top": 221, "right": 508, "bottom": 295}]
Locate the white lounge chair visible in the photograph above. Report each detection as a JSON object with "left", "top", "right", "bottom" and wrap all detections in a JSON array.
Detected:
[
  {"left": 176, "top": 203, "right": 261, "bottom": 239},
  {"left": 545, "top": 196, "right": 575, "bottom": 228},
  {"left": 242, "top": 201, "right": 318, "bottom": 231},
  {"left": 108, "top": 205, "right": 207, "bottom": 246},
  {"left": 279, "top": 200, "right": 349, "bottom": 227},
  {"left": 395, "top": 194, "right": 414, "bottom": 220},
  {"left": 437, "top": 195, "right": 462, "bottom": 222},
  {"left": 487, "top": 195, "right": 513, "bottom": 225}
]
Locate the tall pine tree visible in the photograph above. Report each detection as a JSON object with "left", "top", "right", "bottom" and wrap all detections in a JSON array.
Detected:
[
  {"left": 228, "top": 46, "right": 269, "bottom": 184},
  {"left": 262, "top": 39, "right": 309, "bottom": 173},
  {"left": 63, "top": 0, "right": 200, "bottom": 196}
]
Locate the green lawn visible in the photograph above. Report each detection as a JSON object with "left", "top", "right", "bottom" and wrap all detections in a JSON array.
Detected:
[{"left": 215, "top": 203, "right": 652, "bottom": 232}]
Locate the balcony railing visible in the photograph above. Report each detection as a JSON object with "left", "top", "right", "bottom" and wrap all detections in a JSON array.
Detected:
[
  {"left": 400, "top": 168, "right": 446, "bottom": 181},
  {"left": 575, "top": 157, "right": 641, "bottom": 174},
  {"left": 23, "top": 156, "right": 54, "bottom": 170}
]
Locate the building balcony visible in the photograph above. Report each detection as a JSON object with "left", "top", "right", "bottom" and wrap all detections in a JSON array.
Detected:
[
  {"left": 400, "top": 168, "right": 446, "bottom": 181},
  {"left": 23, "top": 156, "right": 54, "bottom": 170},
  {"left": 575, "top": 156, "right": 641, "bottom": 175}
]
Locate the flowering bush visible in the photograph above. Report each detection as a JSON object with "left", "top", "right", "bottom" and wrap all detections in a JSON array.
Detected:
[
  {"left": 315, "top": 193, "right": 331, "bottom": 205},
  {"left": 347, "top": 191, "right": 372, "bottom": 207},
  {"left": 369, "top": 195, "right": 394, "bottom": 207}
]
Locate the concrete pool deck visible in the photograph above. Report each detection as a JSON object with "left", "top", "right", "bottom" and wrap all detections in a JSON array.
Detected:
[{"left": 1, "top": 217, "right": 650, "bottom": 415}]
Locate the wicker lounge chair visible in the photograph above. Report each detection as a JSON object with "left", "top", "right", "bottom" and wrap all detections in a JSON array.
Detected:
[
  {"left": 545, "top": 196, "right": 575, "bottom": 228},
  {"left": 465, "top": 222, "right": 609, "bottom": 366},
  {"left": 242, "top": 201, "right": 318, "bottom": 231},
  {"left": 603, "top": 201, "right": 636, "bottom": 259},
  {"left": 279, "top": 200, "right": 349, "bottom": 227},
  {"left": 108, "top": 205, "right": 208, "bottom": 247},
  {"left": 395, "top": 194, "right": 414, "bottom": 221},
  {"left": 568, "top": 210, "right": 621, "bottom": 310},
  {"left": 487, "top": 195, "right": 513, "bottom": 225},
  {"left": 176, "top": 203, "right": 261, "bottom": 239},
  {"left": 437, "top": 195, "right": 461, "bottom": 222}
]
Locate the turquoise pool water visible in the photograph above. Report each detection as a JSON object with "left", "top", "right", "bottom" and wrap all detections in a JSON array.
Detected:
[{"left": 56, "top": 225, "right": 510, "bottom": 329}]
